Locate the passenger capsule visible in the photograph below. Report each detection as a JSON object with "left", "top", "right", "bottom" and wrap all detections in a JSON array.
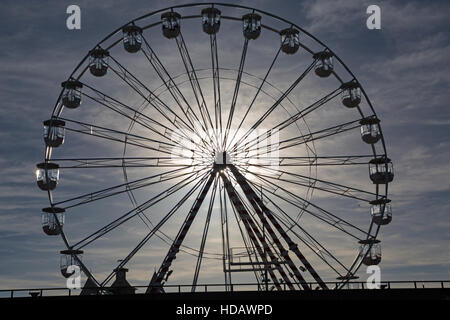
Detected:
[
  {"left": 369, "top": 157, "right": 394, "bottom": 184},
  {"left": 201, "top": 8, "right": 221, "bottom": 34},
  {"left": 61, "top": 80, "right": 83, "bottom": 109},
  {"left": 89, "top": 48, "right": 109, "bottom": 77},
  {"left": 313, "top": 51, "right": 334, "bottom": 77},
  {"left": 360, "top": 116, "right": 381, "bottom": 144},
  {"left": 161, "top": 12, "right": 181, "bottom": 39},
  {"left": 340, "top": 81, "right": 361, "bottom": 108},
  {"left": 280, "top": 28, "right": 300, "bottom": 54},
  {"left": 60, "top": 249, "right": 83, "bottom": 278},
  {"left": 122, "top": 25, "right": 142, "bottom": 53},
  {"left": 42, "top": 207, "right": 65, "bottom": 235},
  {"left": 43, "top": 119, "right": 66, "bottom": 147},
  {"left": 370, "top": 199, "right": 392, "bottom": 225},
  {"left": 359, "top": 240, "right": 381, "bottom": 266},
  {"left": 36, "top": 162, "right": 59, "bottom": 191},
  {"left": 242, "top": 13, "right": 261, "bottom": 40}
]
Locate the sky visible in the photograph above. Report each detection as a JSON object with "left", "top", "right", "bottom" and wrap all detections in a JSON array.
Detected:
[{"left": 0, "top": 0, "right": 449, "bottom": 294}]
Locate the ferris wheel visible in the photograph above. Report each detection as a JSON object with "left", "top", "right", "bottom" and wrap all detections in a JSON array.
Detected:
[{"left": 37, "top": 3, "right": 394, "bottom": 293}]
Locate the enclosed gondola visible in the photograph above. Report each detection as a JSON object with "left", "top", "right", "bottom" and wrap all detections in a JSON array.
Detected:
[
  {"left": 201, "top": 7, "right": 221, "bottom": 34},
  {"left": 122, "top": 25, "right": 143, "bottom": 53},
  {"left": 161, "top": 12, "right": 181, "bottom": 39},
  {"left": 340, "top": 81, "right": 361, "bottom": 108},
  {"left": 280, "top": 28, "right": 300, "bottom": 54},
  {"left": 41, "top": 207, "right": 65, "bottom": 235},
  {"left": 370, "top": 199, "right": 392, "bottom": 225},
  {"left": 60, "top": 249, "right": 83, "bottom": 278},
  {"left": 359, "top": 240, "right": 382, "bottom": 266},
  {"left": 360, "top": 116, "right": 381, "bottom": 144},
  {"left": 242, "top": 13, "right": 261, "bottom": 40},
  {"left": 43, "top": 119, "right": 66, "bottom": 147},
  {"left": 36, "top": 162, "right": 60, "bottom": 191},
  {"left": 369, "top": 157, "right": 394, "bottom": 184},
  {"left": 89, "top": 48, "right": 109, "bottom": 77},
  {"left": 313, "top": 51, "right": 334, "bottom": 77},
  {"left": 61, "top": 80, "right": 82, "bottom": 109}
]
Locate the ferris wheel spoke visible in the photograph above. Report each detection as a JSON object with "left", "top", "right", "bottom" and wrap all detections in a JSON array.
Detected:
[
  {"left": 104, "top": 62, "right": 214, "bottom": 158},
  {"left": 231, "top": 87, "right": 341, "bottom": 155},
  {"left": 225, "top": 46, "right": 282, "bottom": 151},
  {"left": 243, "top": 188, "right": 347, "bottom": 280},
  {"left": 53, "top": 156, "right": 210, "bottom": 169},
  {"left": 60, "top": 116, "right": 177, "bottom": 150},
  {"left": 210, "top": 32, "right": 223, "bottom": 147},
  {"left": 55, "top": 165, "right": 207, "bottom": 210},
  {"left": 82, "top": 81, "right": 213, "bottom": 157},
  {"left": 222, "top": 172, "right": 294, "bottom": 290},
  {"left": 231, "top": 58, "right": 318, "bottom": 152},
  {"left": 61, "top": 109, "right": 209, "bottom": 160},
  {"left": 251, "top": 182, "right": 353, "bottom": 277},
  {"left": 63, "top": 124, "right": 191, "bottom": 159},
  {"left": 175, "top": 32, "right": 218, "bottom": 148},
  {"left": 242, "top": 165, "right": 376, "bottom": 202},
  {"left": 223, "top": 38, "right": 249, "bottom": 149},
  {"left": 140, "top": 34, "right": 215, "bottom": 151},
  {"left": 102, "top": 171, "right": 212, "bottom": 287},
  {"left": 79, "top": 83, "right": 181, "bottom": 145},
  {"left": 107, "top": 55, "right": 197, "bottom": 134},
  {"left": 232, "top": 118, "right": 361, "bottom": 157},
  {"left": 277, "top": 120, "right": 362, "bottom": 153},
  {"left": 192, "top": 176, "right": 219, "bottom": 292},
  {"left": 234, "top": 155, "right": 374, "bottom": 167},
  {"left": 73, "top": 168, "right": 211, "bottom": 253},
  {"left": 239, "top": 168, "right": 371, "bottom": 240}
]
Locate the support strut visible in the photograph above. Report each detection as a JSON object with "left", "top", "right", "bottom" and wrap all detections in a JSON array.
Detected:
[{"left": 146, "top": 172, "right": 215, "bottom": 293}]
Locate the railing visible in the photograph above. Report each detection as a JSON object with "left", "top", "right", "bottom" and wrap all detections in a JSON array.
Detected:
[{"left": 1, "top": 280, "right": 449, "bottom": 299}]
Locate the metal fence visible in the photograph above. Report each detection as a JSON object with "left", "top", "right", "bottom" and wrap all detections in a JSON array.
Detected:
[{"left": 1, "top": 280, "right": 448, "bottom": 299}]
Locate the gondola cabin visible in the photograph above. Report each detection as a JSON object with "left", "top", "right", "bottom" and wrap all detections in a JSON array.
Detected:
[
  {"left": 341, "top": 81, "right": 361, "bottom": 108},
  {"left": 369, "top": 157, "right": 394, "bottom": 184},
  {"left": 89, "top": 48, "right": 109, "bottom": 77},
  {"left": 36, "top": 162, "right": 59, "bottom": 191},
  {"left": 242, "top": 13, "right": 261, "bottom": 40},
  {"left": 41, "top": 207, "right": 65, "bottom": 235},
  {"left": 122, "top": 25, "right": 142, "bottom": 53},
  {"left": 61, "top": 80, "right": 82, "bottom": 109},
  {"left": 280, "top": 28, "right": 300, "bottom": 54},
  {"left": 359, "top": 240, "right": 382, "bottom": 266},
  {"left": 161, "top": 12, "right": 181, "bottom": 39},
  {"left": 201, "top": 8, "right": 221, "bottom": 34},
  {"left": 370, "top": 199, "right": 392, "bottom": 225},
  {"left": 43, "top": 119, "right": 66, "bottom": 147},
  {"left": 60, "top": 249, "right": 83, "bottom": 278},
  {"left": 360, "top": 116, "right": 381, "bottom": 144},
  {"left": 313, "top": 51, "right": 334, "bottom": 77}
]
